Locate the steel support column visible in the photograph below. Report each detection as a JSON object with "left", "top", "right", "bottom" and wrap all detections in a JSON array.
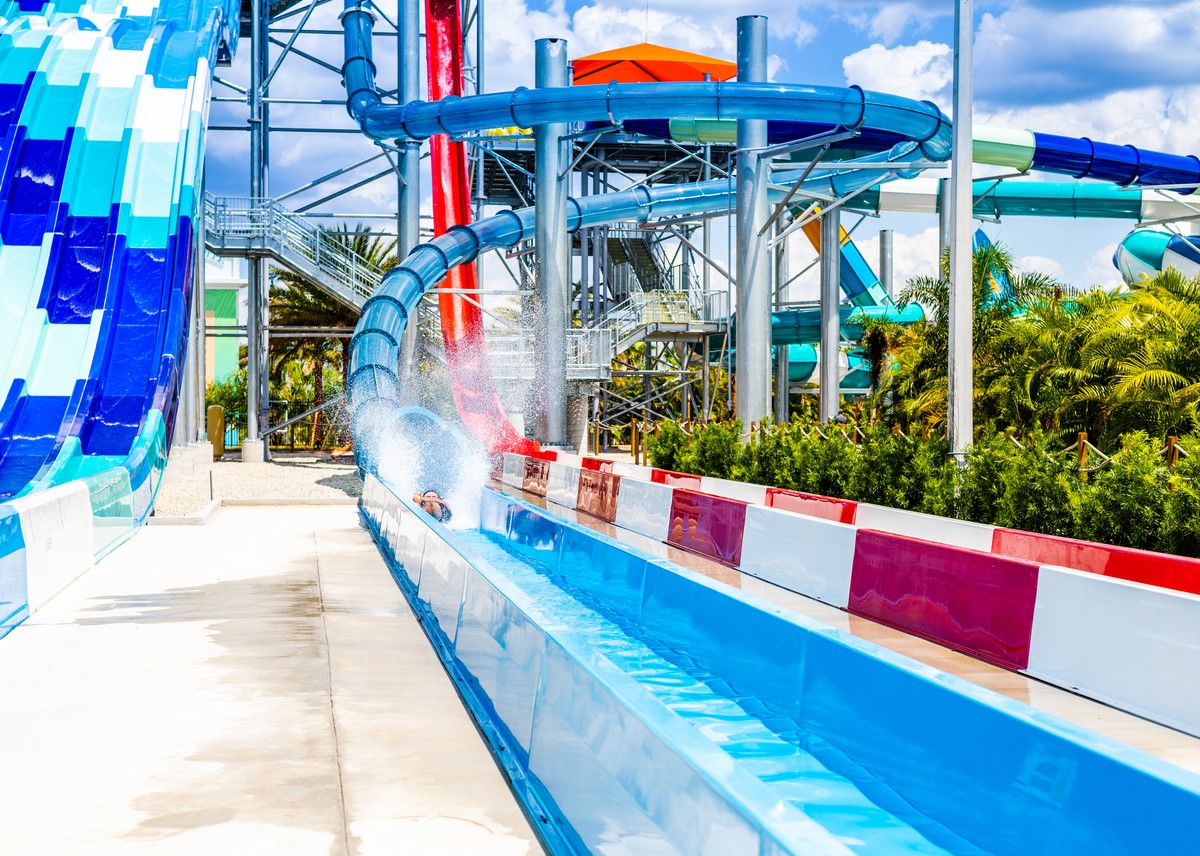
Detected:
[
  {"left": 880, "top": 228, "right": 894, "bottom": 300},
  {"left": 734, "top": 15, "right": 770, "bottom": 426},
  {"left": 534, "top": 38, "right": 569, "bottom": 444},
  {"left": 948, "top": 0, "right": 974, "bottom": 458},
  {"left": 244, "top": 0, "right": 268, "bottom": 461},
  {"left": 819, "top": 206, "right": 841, "bottom": 421},
  {"left": 774, "top": 217, "right": 789, "bottom": 424},
  {"left": 396, "top": 0, "right": 421, "bottom": 400}
]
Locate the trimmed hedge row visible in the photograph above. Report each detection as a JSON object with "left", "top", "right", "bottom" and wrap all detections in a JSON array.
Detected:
[{"left": 649, "top": 420, "right": 1200, "bottom": 558}]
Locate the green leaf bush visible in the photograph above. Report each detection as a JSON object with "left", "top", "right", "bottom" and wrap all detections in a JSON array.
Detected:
[{"left": 648, "top": 419, "right": 1199, "bottom": 559}]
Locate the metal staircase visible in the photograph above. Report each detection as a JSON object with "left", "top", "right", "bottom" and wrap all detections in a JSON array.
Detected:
[{"left": 203, "top": 194, "right": 384, "bottom": 310}]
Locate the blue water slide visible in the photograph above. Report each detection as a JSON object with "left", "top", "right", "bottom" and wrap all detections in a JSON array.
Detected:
[{"left": 0, "top": 2, "right": 237, "bottom": 532}]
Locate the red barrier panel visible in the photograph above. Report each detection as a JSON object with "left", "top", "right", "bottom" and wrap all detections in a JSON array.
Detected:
[
  {"left": 765, "top": 488, "right": 857, "bottom": 524},
  {"left": 992, "top": 529, "right": 1200, "bottom": 596},
  {"left": 849, "top": 530, "right": 1040, "bottom": 670},
  {"left": 576, "top": 470, "right": 621, "bottom": 523},
  {"left": 522, "top": 458, "right": 550, "bottom": 496},
  {"left": 666, "top": 488, "right": 747, "bottom": 567},
  {"left": 651, "top": 468, "right": 703, "bottom": 488},
  {"left": 581, "top": 457, "right": 614, "bottom": 473},
  {"left": 530, "top": 449, "right": 559, "bottom": 462}
]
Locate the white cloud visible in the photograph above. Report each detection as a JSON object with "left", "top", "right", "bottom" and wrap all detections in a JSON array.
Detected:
[
  {"left": 841, "top": 40, "right": 951, "bottom": 105},
  {"left": 974, "top": 3, "right": 1200, "bottom": 105},
  {"left": 1016, "top": 254, "right": 1066, "bottom": 281},
  {"left": 1084, "top": 241, "right": 1127, "bottom": 290}
]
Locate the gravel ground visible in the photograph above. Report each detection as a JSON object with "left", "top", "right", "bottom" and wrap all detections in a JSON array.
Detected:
[{"left": 153, "top": 452, "right": 362, "bottom": 518}]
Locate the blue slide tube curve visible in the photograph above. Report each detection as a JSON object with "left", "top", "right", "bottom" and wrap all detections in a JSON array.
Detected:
[{"left": 340, "top": 3, "right": 952, "bottom": 160}]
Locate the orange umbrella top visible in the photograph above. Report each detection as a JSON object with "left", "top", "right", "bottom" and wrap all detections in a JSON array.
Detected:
[{"left": 571, "top": 42, "right": 737, "bottom": 86}]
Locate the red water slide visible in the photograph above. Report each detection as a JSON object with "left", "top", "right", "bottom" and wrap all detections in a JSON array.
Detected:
[{"left": 424, "top": 0, "right": 538, "bottom": 455}]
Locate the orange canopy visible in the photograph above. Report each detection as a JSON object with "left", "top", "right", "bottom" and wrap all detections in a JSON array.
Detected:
[{"left": 571, "top": 42, "right": 737, "bottom": 86}]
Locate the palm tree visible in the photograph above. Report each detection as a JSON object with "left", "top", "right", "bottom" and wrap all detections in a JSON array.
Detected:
[
  {"left": 270, "top": 224, "right": 395, "bottom": 447},
  {"left": 884, "top": 241, "right": 1059, "bottom": 434}
]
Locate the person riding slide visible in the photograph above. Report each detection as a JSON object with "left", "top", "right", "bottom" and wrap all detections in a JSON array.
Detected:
[{"left": 414, "top": 489, "right": 453, "bottom": 522}]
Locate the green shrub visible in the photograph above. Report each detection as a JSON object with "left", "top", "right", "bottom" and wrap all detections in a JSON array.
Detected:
[
  {"left": 991, "top": 433, "right": 1078, "bottom": 536},
  {"left": 805, "top": 428, "right": 858, "bottom": 499},
  {"left": 847, "top": 424, "right": 918, "bottom": 508},
  {"left": 1073, "top": 432, "right": 1169, "bottom": 549},
  {"left": 648, "top": 420, "right": 687, "bottom": 471},
  {"left": 1161, "top": 438, "right": 1200, "bottom": 557},
  {"left": 956, "top": 433, "right": 1020, "bottom": 524},
  {"left": 679, "top": 420, "right": 743, "bottom": 479},
  {"left": 910, "top": 436, "right": 958, "bottom": 517},
  {"left": 734, "top": 424, "right": 797, "bottom": 489}
]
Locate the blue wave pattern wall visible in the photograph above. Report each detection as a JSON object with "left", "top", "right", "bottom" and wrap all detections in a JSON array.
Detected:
[{"left": 0, "top": 0, "right": 236, "bottom": 635}]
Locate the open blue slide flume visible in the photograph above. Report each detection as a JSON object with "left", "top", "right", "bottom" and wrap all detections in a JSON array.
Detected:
[{"left": 341, "top": 4, "right": 1200, "bottom": 851}]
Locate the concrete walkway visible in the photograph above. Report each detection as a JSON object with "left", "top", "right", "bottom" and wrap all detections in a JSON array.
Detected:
[{"left": 0, "top": 505, "right": 541, "bottom": 855}]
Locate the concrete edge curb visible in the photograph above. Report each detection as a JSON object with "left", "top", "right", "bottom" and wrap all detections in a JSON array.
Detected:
[
  {"left": 148, "top": 497, "right": 223, "bottom": 526},
  {"left": 221, "top": 497, "right": 360, "bottom": 507}
]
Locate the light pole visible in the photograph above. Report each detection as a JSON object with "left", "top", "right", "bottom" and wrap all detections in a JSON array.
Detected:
[{"left": 948, "top": 0, "right": 974, "bottom": 460}]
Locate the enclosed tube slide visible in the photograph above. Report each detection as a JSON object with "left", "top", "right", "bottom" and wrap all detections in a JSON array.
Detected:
[
  {"left": 647, "top": 119, "right": 1200, "bottom": 193},
  {"left": 0, "top": 0, "right": 236, "bottom": 518}
]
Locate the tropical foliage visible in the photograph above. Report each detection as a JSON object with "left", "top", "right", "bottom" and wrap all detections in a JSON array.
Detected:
[
  {"left": 875, "top": 244, "right": 1200, "bottom": 449},
  {"left": 268, "top": 225, "right": 395, "bottom": 447}
]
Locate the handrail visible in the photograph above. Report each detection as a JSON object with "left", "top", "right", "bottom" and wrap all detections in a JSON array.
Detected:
[{"left": 204, "top": 194, "right": 386, "bottom": 305}]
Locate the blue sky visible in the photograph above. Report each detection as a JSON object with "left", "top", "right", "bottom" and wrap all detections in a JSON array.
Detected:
[{"left": 207, "top": 0, "right": 1200, "bottom": 295}]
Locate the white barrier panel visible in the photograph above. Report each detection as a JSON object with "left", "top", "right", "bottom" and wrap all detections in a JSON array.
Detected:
[
  {"left": 10, "top": 483, "right": 95, "bottom": 611},
  {"left": 545, "top": 463, "right": 581, "bottom": 510},
  {"left": 502, "top": 453, "right": 526, "bottom": 488},
  {"left": 1027, "top": 566, "right": 1200, "bottom": 737},
  {"left": 614, "top": 479, "right": 674, "bottom": 541},
  {"left": 555, "top": 452, "right": 584, "bottom": 467},
  {"left": 854, "top": 503, "right": 995, "bottom": 552},
  {"left": 611, "top": 462, "right": 651, "bottom": 481},
  {"left": 739, "top": 506, "right": 857, "bottom": 608},
  {"left": 700, "top": 476, "right": 768, "bottom": 506}
]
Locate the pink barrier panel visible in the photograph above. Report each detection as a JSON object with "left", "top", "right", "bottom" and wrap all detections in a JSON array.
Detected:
[
  {"left": 580, "top": 457, "right": 614, "bottom": 473},
  {"left": 522, "top": 458, "right": 549, "bottom": 496},
  {"left": 576, "top": 469, "right": 621, "bottom": 523},
  {"left": 992, "top": 528, "right": 1200, "bottom": 596},
  {"left": 651, "top": 469, "right": 703, "bottom": 489},
  {"left": 666, "top": 488, "right": 747, "bottom": 568},
  {"left": 849, "top": 530, "right": 1040, "bottom": 670},
  {"left": 765, "top": 488, "right": 857, "bottom": 525}
]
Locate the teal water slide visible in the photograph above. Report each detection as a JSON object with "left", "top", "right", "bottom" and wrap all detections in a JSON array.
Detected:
[{"left": 0, "top": 0, "right": 237, "bottom": 623}]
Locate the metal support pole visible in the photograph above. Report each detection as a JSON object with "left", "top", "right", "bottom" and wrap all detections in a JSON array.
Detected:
[
  {"left": 396, "top": 0, "right": 421, "bottom": 399},
  {"left": 819, "top": 206, "right": 841, "bottom": 422},
  {"left": 703, "top": 141, "right": 712, "bottom": 320},
  {"left": 938, "top": 177, "right": 952, "bottom": 263},
  {"left": 879, "top": 228, "right": 894, "bottom": 300},
  {"left": 196, "top": 210, "right": 208, "bottom": 440},
  {"left": 774, "top": 217, "right": 789, "bottom": 424},
  {"left": 948, "top": 0, "right": 974, "bottom": 458},
  {"left": 580, "top": 166, "right": 590, "bottom": 329},
  {"left": 534, "top": 38, "right": 569, "bottom": 444},
  {"left": 244, "top": 0, "right": 267, "bottom": 461},
  {"left": 774, "top": 346, "right": 789, "bottom": 424},
  {"left": 734, "top": 15, "right": 770, "bottom": 427}
]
